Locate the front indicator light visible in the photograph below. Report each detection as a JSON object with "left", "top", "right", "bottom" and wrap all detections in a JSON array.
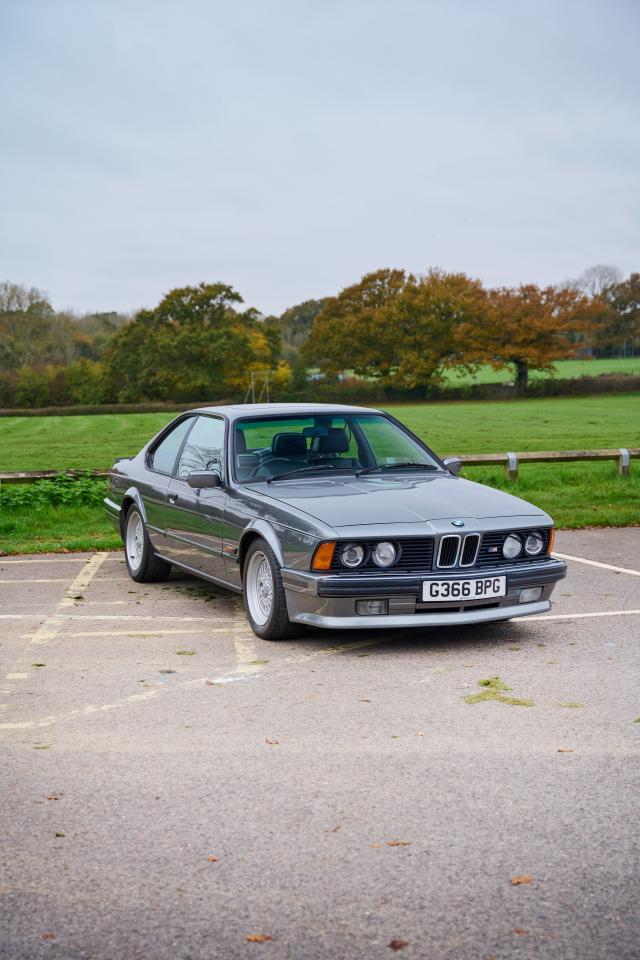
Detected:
[
  {"left": 340, "top": 543, "right": 365, "bottom": 568},
  {"left": 311, "top": 541, "right": 336, "bottom": 570},
  {"left": 356, "top": 599, "right": 388, "bottom": 615},
  {"left": 502, "top": 534, "right": 522, "bottom": 560},
  {"left": 519, "top": 586, "right": 543, "bottom": 604},
  {"left": 372, "top": 541, "right": 396, "bottom": 567},
  {"left": 547, "top": 528, "right": 556, "bottom": 555},
  {"left": 525, "top": 532, "right": 545, "bottom": 556}
]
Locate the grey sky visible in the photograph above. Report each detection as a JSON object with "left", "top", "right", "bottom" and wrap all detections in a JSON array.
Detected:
[{"left": 1, "top": 0, "right": 638, "bottom": 316}]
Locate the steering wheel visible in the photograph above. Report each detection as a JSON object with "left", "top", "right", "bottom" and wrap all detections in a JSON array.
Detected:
[{"left": 248, "top": 458, "right": 296, "bottom": 479}]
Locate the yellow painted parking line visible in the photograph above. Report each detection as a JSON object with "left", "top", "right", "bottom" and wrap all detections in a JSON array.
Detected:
[
  {"left": 58, "top": 553, "right": 108, "bottom": 607},
  {"left": 554, "top": 551, "right": 640, "bottom": 577}
]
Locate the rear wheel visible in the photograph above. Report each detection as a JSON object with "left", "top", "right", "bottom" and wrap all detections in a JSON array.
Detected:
[
  {"left": 243, "top": 538, "right": 296, "bottom": 640},
  {"left": 124, "top": 506, "right": 171, "bottom": 583}
]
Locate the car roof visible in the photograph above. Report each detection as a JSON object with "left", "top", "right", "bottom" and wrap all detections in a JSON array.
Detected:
[{"left": 190, "top": 402, "right": 381, "bottom": 422}]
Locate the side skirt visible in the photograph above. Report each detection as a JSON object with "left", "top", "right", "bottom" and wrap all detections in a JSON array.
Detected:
[{"left": 155, "top": 554, "right": 243, "bottom": 595}]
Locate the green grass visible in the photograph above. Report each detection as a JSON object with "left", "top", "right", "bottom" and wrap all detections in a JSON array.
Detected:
[
  {"left": 441, "top": 356, "right": 640, "bottom": 385},
  {"left": 1, "top": 394, "right": 639, "bottom": 554}
]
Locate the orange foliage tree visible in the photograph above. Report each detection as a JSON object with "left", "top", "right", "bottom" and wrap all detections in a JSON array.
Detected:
[
  {"left": 455, "top": 284, "right": 602, "bottom": 393},
  {"left": 304, "top": 268, "right": 489, "bottom": 389}
]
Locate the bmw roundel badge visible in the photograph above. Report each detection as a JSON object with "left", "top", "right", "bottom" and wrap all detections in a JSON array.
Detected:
[{"left": 451, "top": 520, "right": 465, "bottom": 527}]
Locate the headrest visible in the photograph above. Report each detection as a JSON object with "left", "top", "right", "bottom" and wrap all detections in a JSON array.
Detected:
[
  {"left": 315, "top": 428, "right": 350, "bottom": 455},
  {"left": 235, "top": 430, "right": 247, "bottom": 453},
  {"left": 272, "top": 433, "right": 307, "bottom": 457}
]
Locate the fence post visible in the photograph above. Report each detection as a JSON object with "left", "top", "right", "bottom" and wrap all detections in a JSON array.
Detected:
[
  {"left": 618, "top": 448, "right": 630, "bottom": 477},
  {"left": 504, "top": 452, "right": 519, "bottom": 482}
]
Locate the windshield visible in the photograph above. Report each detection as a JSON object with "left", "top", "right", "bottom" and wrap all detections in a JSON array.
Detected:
[{"left": 233, "top": 413, "right": 441, "bottom": 482}]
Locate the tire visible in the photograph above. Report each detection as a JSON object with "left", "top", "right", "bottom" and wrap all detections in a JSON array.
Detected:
[
  {"left": 123, "top": 505, "right": 172, "bottom": 583},
  {"left": 243, "top": 538, "right": 296, "bottom": 640}
]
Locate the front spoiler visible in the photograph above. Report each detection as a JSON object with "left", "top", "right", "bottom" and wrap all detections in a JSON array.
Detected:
[{"left": 292, "top": 599, "right": 551, "bottom": 629}]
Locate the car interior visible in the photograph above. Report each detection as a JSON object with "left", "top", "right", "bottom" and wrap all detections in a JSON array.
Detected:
[{"left": 235, "top": 419, "right": 365, "bottom": 481}]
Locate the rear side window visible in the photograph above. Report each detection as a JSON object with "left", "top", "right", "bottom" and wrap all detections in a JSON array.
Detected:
[{"left": 150, "top": 418, "right": 194, "bottom": 474}]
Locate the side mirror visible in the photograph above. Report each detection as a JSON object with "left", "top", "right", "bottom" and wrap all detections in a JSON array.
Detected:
[
  {"left": 187, "top": 471, "right": 222, "bottom": 489},
  {"left": 443, "top": 457, "right": 462, "bottom": 477}
]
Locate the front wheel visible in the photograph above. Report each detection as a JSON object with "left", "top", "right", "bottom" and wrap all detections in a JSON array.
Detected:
[
  {"left": 243, "top": 538, "right": 295, "bottom": 640},
  {"left": 124, "top": 506, "right": 172, "bottom": 583}
]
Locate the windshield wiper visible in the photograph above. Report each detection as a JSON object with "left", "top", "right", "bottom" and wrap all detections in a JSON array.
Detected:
[
  {"left": 355, "top": 461, "right": 439, "bottom": 477},
  {"left": 265, "top": 463, "right": 356, "bottom": 484}
]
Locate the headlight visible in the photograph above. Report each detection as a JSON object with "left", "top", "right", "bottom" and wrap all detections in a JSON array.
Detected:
[
  {"left": 372, "top": 541, "right": 396, "bottom": 567},
  {"left": 502, "top": 534, "right": 522, "bottom": 559},
  {"left": 525, "top": 532, "right": 545, "bottom": 556},
  {"left": 340, "top": 543, "right": 365, "bottom": 568}
]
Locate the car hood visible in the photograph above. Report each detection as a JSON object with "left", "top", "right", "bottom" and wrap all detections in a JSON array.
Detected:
[{"left": 255, "top": 474, "right": 545, "bottom": 529}]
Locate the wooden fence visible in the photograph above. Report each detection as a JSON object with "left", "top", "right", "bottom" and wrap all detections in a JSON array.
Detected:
[{"left": 0, "top": 448, "right": 638, "bottom": 485}]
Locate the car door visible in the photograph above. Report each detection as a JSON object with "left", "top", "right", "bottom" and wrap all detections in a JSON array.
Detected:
[
  {"left": 163, "top": 414, "right": 228, "bottom": 582},
  {"left": 143, "top": 415, "right": 197, "bottom": 552}
]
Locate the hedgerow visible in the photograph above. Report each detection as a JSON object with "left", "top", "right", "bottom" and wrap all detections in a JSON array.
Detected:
[{"left": 0, "top": 475, "right": 107, "bottom": 509}]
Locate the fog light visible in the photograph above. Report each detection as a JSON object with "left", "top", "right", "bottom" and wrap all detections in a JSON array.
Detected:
[
  {"left": 519, "top": 586, "right": 543, "bottom": 604},
  {"left": 356, "top": 599, "right": 388, "bottom": 615}
]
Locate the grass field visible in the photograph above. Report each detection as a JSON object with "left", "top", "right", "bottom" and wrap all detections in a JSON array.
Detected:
[
  {"left": 442, "top": 355, "right": 640, "bottom": 384},
  {"left": 1, "top": 393, "right": 639, "bottom": 553}
]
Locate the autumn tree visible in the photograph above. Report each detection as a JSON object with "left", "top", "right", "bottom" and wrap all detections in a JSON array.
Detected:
[
  {"left": 456, "top": 284, "right": 602, "bottom": 393},
  {"left": 105, "top": 283, "right": 281, "bottom": 402},
  {"left": 304, "top": 268, "right": 488, "bottom": 389}
]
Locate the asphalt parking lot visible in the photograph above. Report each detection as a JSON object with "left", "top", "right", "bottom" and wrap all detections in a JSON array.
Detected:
[{"left": 1, "top": 528, "right": 639, "bottom": 960}]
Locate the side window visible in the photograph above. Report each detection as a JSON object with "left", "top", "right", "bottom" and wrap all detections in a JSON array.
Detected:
[
  {"left": 150, "top": 418, "right": 194, "bottom": 475},
  {"left": 177, "top": 416, "right": 225, "bottom": 479}
]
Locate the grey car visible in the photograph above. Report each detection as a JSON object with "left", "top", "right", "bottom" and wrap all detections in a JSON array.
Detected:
[{"left": 104, "top": 403, "right": 567, "bottom": 640}]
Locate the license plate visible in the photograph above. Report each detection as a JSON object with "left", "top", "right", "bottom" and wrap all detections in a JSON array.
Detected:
[{"left": 422, "top": 576, "right": 506, "bottom": 603}]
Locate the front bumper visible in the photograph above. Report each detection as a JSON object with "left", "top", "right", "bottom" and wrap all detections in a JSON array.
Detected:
[{"left": 282, "top": 558, "right": 567, "bottom": 629}]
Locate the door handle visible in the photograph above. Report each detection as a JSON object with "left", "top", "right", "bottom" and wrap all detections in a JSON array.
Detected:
[{"left": 168, "top": 494, "right": 179, "bottom": 504}]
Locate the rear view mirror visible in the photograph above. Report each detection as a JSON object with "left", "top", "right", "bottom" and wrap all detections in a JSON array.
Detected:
[
  {"left": 443, "top": 457, "right": 462, "bottom": 477},
  {"left": 187, "top": 471, "right": 222, "bottom": 489}
]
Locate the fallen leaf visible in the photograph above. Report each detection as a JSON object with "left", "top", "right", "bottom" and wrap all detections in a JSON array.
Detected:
[
  {"left": 388, "top": 939, "right": 410, "bottom": 951},
  {"left": 250, "top": 659, "right": 269, "bottom": 665},
  {"left": 46, "top": 795, "right": 59, "bottom": 801},
  {"left": 55, "top": 832, "right": 65, "bottom": 838},
  {"left": 207, "top": 855, "right": 219, "bottom": 862},
  {"left": 176, "top": 650, "right": 196, "bottom": 656},
  {"left": 387, "top": 840, "right": 411, "bottom": 847},
  {"left": 265, "top": 738, "right": 279, "bottom": 745},
  {"left": 41, "top": 932, "right": 56, "bottom": 941},
  {"left": 245, "top": 934, "right": 272, "bottom": 943},
  {"left": 32, "top": 663, "right": 46, "bottom": 668},
  {"left": 557, "top": 748, "right": 574, "bottom": 753},
  {"left": 329, "top": 825, "right": 341, "bottom": 832},
  {"left": 358, "top": 698, "right": 371, "bottom": 703},
  {"left": 511, "top": 874, "right": 533, "bottom": 885},
  {"left": 369, "top": 843, "right": 383, "bottom": 848},
  {"left": 513, "top": 928, "right": 529, "bottom": 935}
]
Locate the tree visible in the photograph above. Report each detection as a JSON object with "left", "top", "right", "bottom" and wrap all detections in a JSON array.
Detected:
[
  {"left": 0, "top": 282, "right": 56, "bottom": 369},
  {"left": 105, "top": 282, "right": 278, "bottom": 402},
  {"left": 599, "top": 273, "right": 640, "bottom": 357},
  {"left": 456, "top": 284, "right": 602, "bottom": 393},
  {"left": 569, "top": 264, "right": 623, "bottom": 298},
  {"left": 304, "top": 269, "right": 488, "bottom": 389},
  {"left": 278, "top": 299, "right": 326, "bottom": 359}
]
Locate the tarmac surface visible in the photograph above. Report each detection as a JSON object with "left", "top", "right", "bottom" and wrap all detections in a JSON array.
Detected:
[{"left": 1, "top": 527, "right": 639, "bottom": 960}]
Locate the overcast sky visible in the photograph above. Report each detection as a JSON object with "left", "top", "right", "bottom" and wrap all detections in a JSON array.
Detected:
[{"left": 1, "top": 0, "right": 638, "bottom": 316}]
